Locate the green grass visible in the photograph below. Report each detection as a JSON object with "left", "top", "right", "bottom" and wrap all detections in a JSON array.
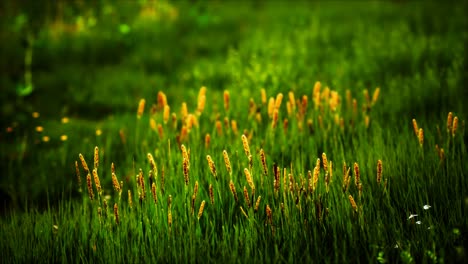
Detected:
[{"left": 0, "top": 1, "right": 467, "bottom": 263}]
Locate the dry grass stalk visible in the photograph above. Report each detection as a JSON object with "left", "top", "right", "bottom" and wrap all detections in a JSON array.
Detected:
[
  {"left": 92, "top": 168, "right": 102, "bottom": 195},
  {"left": 93, "top": 146, "right": 99, "bottom": 169},
  {"left": 241, "top": 134, "right": 251, "bottom": 158},
  {"left": 377, "top": 160, "right": 383, "bottom": 185},
  {"left": 137, "top": 99, "right": 145, "bottom": 119},
  {"left": 209, "top": 184, "right": 214, "bottom": 205},
  {"left": 79, "top": 153, "right": 89, "bottom": 173},
  {"left": 348, "top": 195, "right": 358, "bottom": 212},
  {"left": 229, "top": 180, "right": 238, "bottom": 203},
  {"left": 197, "top": 200, "right": 206, "bottom": 220},
  {"left": 222, "top": 150, "right": 232, "bottom": 176},
  {"left": 353, "top": 162, "right": 360, "bottom": 187},
  {"left": 243, "top": 186, "right": 251, "bottom": 208},
  {"left": 114, "top": 203, "right": 119, "bottom": 225},
  {"left": 86, "top": 173, "right": 94, "bottom": 200},
  {"left": 206, "top": 155, "right": 217, "bottom": 179}
]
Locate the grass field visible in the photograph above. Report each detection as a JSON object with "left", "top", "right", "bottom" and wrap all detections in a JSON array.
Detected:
[{"left": 1, "top": 1, "right": 467, "bottom": 263}]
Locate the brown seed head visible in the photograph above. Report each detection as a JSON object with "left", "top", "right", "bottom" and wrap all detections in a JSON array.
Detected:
[
  {"left": 209, "top": 184, "right": 214, "bottom": 205},
  {"left": 79, "top": 153, "right": 89, "bottom": 173},
  {"left": 205, "top": 134, "right": 211, "bottom": 149},
  {"left": 260, "top": 149, "right": 268, "bottom": 176},
  {"left": 216, "top": 120, "right": 222, "bottom": 136},
  {"left": 243, "top": 186, "right": 251, "bottom": 208},
  {"left": 112, "top": 172, "right": 121, "bottom": 193},
  {"left": 114, "top": 203, "right": 119, "bottom": 225},
  {"left": 75, "top": 161, "right": 82, "bottom": 191},
  {"left": 86, "top": 173, "right": 94, "bottom": 200},
  {"left": 377, "top": 160, "right": 383, "bottom": 185},
  {"left": 266, "top": 204, "right": 273, "bottom": 225},
  {"left": 183, "top": 157, "right": 189, "bottom": 186},
  {"left": 229, "top": 180, "right": 238, "bottom": 203}
]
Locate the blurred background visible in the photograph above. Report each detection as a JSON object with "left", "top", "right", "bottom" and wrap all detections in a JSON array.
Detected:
[{"left": 1, "top": 0, "right": 467, "bottom": 211}]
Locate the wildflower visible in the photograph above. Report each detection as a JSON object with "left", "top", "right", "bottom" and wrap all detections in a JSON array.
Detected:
[
  {"left": 423, "top": 205, "right": 431, "bottom": 210},
  {"left": 408, "top": 214, "right": 418, "bottom": 220},
  {"left": 416, "top": 221, "right": 421, "bottom": 225}
]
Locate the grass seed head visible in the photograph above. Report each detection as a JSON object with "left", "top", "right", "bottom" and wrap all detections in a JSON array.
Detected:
[
  {"left": 86, "top": 173, "right": 94, "bottom": 200},
  {"left": 418, "top": 128, "right": 424, "bottom": 147},
  {"left": 151, "top": 182, "right": 157, "bottom": 204},
  {"left": 229, "top": 180, "right": 238, "bottom": 203},
  {"left": 205, "top": 134, "right": 211, "bottom": 149},
  {"left": 222, "top": 150, "right": 232, "bottom": 176},
  {"left": 183, "top": 157, "right": 189, "bottom": 186},
  {"left": 322, "top": 153, "right": 328, "bottom": 172},
  {"left": 79, "top": 153, "right": 89, "bottom": 173},
  {"left": 348, "top": 195, "right": 358, "bottom": 213},
  {"left": 275, "top": 93, "right": 283, "bottom": 110},
  {"left": 377, "top": 160, "right": 383, "bottom": 185},
  {"left": 243, "top": 186, "right": 251, "bottom": 208},
  {"left": 128, "top": 190, "right": 133, "bottom": 209},
  {"left": 197, "top": 200, "right": 206, "bottom": 220},
  {"left": 244, "top": 168, "right": 255, "bottom": 192},
  {"left": 114, "top": 203, "right": 119, "bottom": 225},
  {"left": 372, "top": 87, "right": 380, "bottom": 105},
  {"left": 447, "top": 112, "right": 453, "bottom": 134},
  {"left": 223, "top": 90, "right": 230, "bottom": 111},
  {"left": 353, "top": 162, "right": 360, "bottom": 187},
  {"left": 452, "top": 116, "right": 458, "bottom": 137},
  {"left": 75, "top": 161, "right": 82, "bottom": 192},
  {"left": 163, "top": 105, "right": 170, "bottom": 124},
  {"left": 260, "top": 149, "right": 268, "bottom": 176},
  {"left": 137, "top": 99, "right": 145, "bottom": 119},
  {"left": 112, "top": 172, "right": 121, "bottom": 193},
  {"left": 241, "top": 134, "right": 251, "bottom": 158},
  {"left": 92, "top": 168, "right": 101, "bottom": 195},
  {"left": 268, "top": 97, "right": 275, "bottom": 118},
  {"left": 260, "top": 88, "right": 267, "bottom": 105},
  {"left": 266, "top": 204, "right": 273, "bottom": 225},
  {"left": 254, "top": 196, "right": 262, "bottom": 213},
  {"left": 209, "top": 184, "right": 214, "bottom": 205},
  {"left": 412, "top": 119, "right": 419, "bottom": 137},
  {"left": 231, "top": 120, "right": 238, "bottom": 135}
]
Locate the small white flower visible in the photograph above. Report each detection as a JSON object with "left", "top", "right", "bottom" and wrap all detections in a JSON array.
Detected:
[
  {"left": 394, "top": 244, "right": 399, "bottom": 248},
  {"left": 408, "top": 214, "right": 418, "bottom": 220},
  {"left": 416, "top": 221, "right": 421, "bottom": 225},
  {"left": 423, "top": 205, "right": 431, "bottom": 210},
  {"left": 427, "top": 226, "right": 432, "bottom": 230}
]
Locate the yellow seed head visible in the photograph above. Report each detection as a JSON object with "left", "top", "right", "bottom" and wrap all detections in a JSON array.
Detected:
[
  {"left": 365, "top": 115, "right": 370, "bottom": 128},
  {"left": 348, "top": 195, "right": 357, "bottom": 212},
  {"left": 266, "top": 204, "right": 273, "bottom": 225},
  {"left": 150, "top": 118, "right": 157, "bottom": 131},
  {"left": 260, "top": 88, "right": 267, "bottom": 105},
  {"left": 447, "top": 112, "right": 453, "bottom": 134},
  {"left": 181, "top": 102, "right": 188, "bottom": 120},
  {"left": 183, "top": 157, "right": 189, "bottom": 186},
  {"left": 79, "top": 153, "right": 89, "bottom": 173},
  {"left": 254, "top": 196, "right": 262, "bottom": 213},
  {"left": 244, "top": 168, "right": 255, "bottom": 192},
  {"left": 197, "top": 200, "right": 206, "bottom": 220},
  {"left": 322, "top": 153, "right": 328, "bottom": 172},
  {"left": 372, "top": 87, "right": 380, "bottom": 105},
  {"left": 163, "top": 105, "right": 170, "bottom": 124},
  {"left": 412, "top": 119, "right": 419, "bottom": 137},
  {"left": 216, "top": 120, "right": 222, "bottom": 136},
  {"left": 452, "top": 116, "right": 458, "bottom": 137},
  {"left": 353, "top": 162, "right": 360, "bottom": 187},
  {"left": 275, "top": 93, "right": 283, "bottom": 110},
  {"left": 206, "top": 155, "right": 217, "bottom": 179},
  {"left": 94, "top": 146, "right": 99, "bottom": 169},
  {"left": 168, "top": 209, "right": 172, "bottom": 227},
  {"left": 86, "top": 173, "right": 94, "bottom": 200},
  {"left": 137, "top": 99, "right": 145, "bottom": 119},
  {"left": 241, "top": 134, "right": 251, "bottom": 157},
  {"left": 193, "top": 181, "right": 199, "bottom": 200},
  {"left": 231, "top": 120, "right": 238, "bottom": 135},
  {"left": 267, "top": 97, "right": 275, "bottom": 118},
  {"left": 223, "top": 90, "right": 230, "bottom": 112},
  {"left": 418, "top": 128, "right": 424, "bottom": 147},
  {"left": 205, "top": 133, "right": 211, "bottom": 149},
  {"left": 157, "top": 91, "right": 167, "bottom": 109},
  {"left": 92, "top": 168, "right": 101, "bottom": 195},
  {"left": 222, "top": 150, "right": 232, "bottom": 176},
  {"left": 112, "top": 172, "right": 121, "bottom": 192}
]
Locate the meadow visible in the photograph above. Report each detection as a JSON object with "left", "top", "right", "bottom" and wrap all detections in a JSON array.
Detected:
[{"left": 0, "top": 1, "right": 467, "bottom": 263}]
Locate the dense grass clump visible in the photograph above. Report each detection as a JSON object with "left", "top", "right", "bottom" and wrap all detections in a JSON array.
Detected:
[{"left": 0, "top": 1, "right": 467, "bottom": 263}]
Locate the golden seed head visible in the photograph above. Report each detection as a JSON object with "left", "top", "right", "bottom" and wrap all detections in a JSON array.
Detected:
[
  {"left": 157, "top": 91, "right": 167, "bottom": 108},
  {"left": 137, "top": 99, "right": 145, "bottom": 119},
  {"left": 193, "top": 181, "right": 199, "bottom": 198},
  {"left": 163, "top": 105, "right": 170, "bottom": 124},
  {"left": 241, "top": 134, "right": 251, "bottom": 157},
  {"left": 275, "top": 93, "right": 283, "bottom": 110},
  {"left": 354, "top": 162, "right": 360, "bottom": 186},
  {"left": 231, "top": 120, "right": 238, "bottom": 135},
  {"left": 32, "top": 111, "right": 40, "bottom": 118},
  {"left": 418, "top": 128, "right": 424, "bottom": 147},
  {"left": 86, "top": 173, "right": 94, "bottom": 200},
  {"left": 322, "top": 153, "right": 328, "bottom": 172},
  {"left": 229, "top": 180, "right": 238, "bottom": 203},
  {"left": 452, "top": 116, "right": 458, "bottom": 137},
  {"left": 267, "top": 97, "right": 275, "bottom": 118},
  {"left": 92, "top": 168, "right": 101, "bottom": 195},
  {"left": 93, "top": 146, "right": 99, "bottom": 169},
  {"left": 183, "top": 157, "right": 189, "bottom": 186},
  {"left": 206, "top": 155, "right": 217, "bottom": 178},
  {"left": 377, "top": 160, "right": 383, "bottom": 185},
  {"left": 243, "top": 186, "right": 251, "bottom": 208},
  {"left": 348, "top": 195, "right": 357, "bottom": 212},
  {"left": 181, "top": 102, "right": 188, "bottom": 120},
  {"left": 266, "top": 204, "right": 273, "bottom": 224},
  {"left": 197, "top": 200, "right": 206, "bottom": 220},
  {"left": 260, "top": 89, "right": 267, "bottom": 105},
  {"left": 216, "top": 120, "right": 222, "bottom": 136},
  {"left": 79, "top": 154, "right": 89, "bottom": 172},
  {"left": 150, "top": 118, "right": 157, "bottom": 131},
  {"left": 254, "top": 196, "right": 262, "bottom": 213},
  {"left": 35, "top": 126, "right": 43, "bottom": 132},
  {"left": 447, "top": 112, "right": 453, "bottom": 133},
  {"left": 364, "top": 115, "right": 370, "bottom": 128},
  {"left": 151, "top": 182, "right": 157, "bottom": 204},
  {"left": 222, "top": 150, "right": 232, "bottom": 176},
  {"left": 112, "top": 172, "right": 121, "bottom": 192},
  {"left": 244, "top": 168, "right": 255, "bottom": 191},
  {"left": 205, "top": 133, "right": 211, "bottom": 149},
  {"left": 272, "top": 109, "right": 279, "bottom": 129},
  {"left": 412, "top": 119, "right": 419, "bottom": 137},
  {"left": 224, "top": 90, "right": 230, "bottom": 112},
  {"left": 372, "top": 87, "right": 380, "bottom": 105}
]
